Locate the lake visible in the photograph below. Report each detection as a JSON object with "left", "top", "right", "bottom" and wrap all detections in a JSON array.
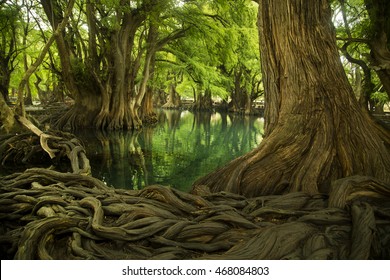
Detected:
[{"left": 77, "top": 109, "right": 264, "bottom": 192}]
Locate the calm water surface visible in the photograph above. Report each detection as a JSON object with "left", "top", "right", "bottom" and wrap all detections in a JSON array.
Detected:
[{"left": 77, "top": 110, "right": 264, "bottom": 192}]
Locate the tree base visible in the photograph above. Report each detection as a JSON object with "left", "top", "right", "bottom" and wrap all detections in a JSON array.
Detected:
[{"left": 161, "top": 101, "right": 180, "bottom": 109}]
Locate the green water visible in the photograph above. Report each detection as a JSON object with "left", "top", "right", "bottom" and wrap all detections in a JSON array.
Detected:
[{"left": 78, "top": 110, "right": 264, "bottom": 192}]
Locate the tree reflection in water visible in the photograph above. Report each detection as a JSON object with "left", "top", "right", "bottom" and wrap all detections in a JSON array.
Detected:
[{"left": 77, "top": 110, "right": 264, "bottom": 191}]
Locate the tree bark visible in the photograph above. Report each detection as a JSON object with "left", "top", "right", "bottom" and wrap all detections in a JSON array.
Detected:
[
  {"left": 0, "top": 59, "right": 11, "bottom": 104},
  {"left": 0, "top": 91, "right": 14, "bottom": 132},
  {"left": 43, "top": 1, "right": 187, "bottom": 131},
  {"left": 192, "top": 0, "right": 390, "bottom": 197},
  {"left": 0, "top": 6, "right": 17, "bottom": 104}
]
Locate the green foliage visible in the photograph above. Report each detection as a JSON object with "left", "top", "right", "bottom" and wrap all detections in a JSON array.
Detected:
[
  {"left": 0, "top": 3, "right": 19, "bottom": 36},
  {"left": 154, "top": 0, "right": 260, "bottom": 101},
  {"left": 4, "top": 0, "right": 388, "bottom": 111},
  {"left": 333, "top": 0, "right": 390, "bottom": 104},
  {"left": 175, "top": 78, "right": 196, "bottom": 97},
  {"left": 4, "top": 1, "right": 58, "bottom": 100},
  {"left": 0, "top": 3, "right": 20, "bottom": 66},
  {"left": 3, "top": 0, "right": 262, "bottom": 107},
  {"left": 371, "top": 91, "right": 389, "bottom": 105}
]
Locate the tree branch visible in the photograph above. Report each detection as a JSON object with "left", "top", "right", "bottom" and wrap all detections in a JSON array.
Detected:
[
  {"left": 336, "top": 37, "right": 370, "bottom": 44},
  {"left": 17, "top": 0, "right": 75, "bottom": 117}
]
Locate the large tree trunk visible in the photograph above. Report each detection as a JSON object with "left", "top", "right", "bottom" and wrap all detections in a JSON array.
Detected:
[
  {"left": 192, "top": 0, "right": 390, "bottom": 197},
  {"left": 43, "top": 1, "right": 185, "bottom": 131},
  {"left": 41, "top": 0, "right": 146, "bottom": 131},
  {"left": 41, "top": 0, "right": 98, "bottom": 130}
]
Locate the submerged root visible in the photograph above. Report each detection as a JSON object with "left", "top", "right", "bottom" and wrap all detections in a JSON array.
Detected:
[{"left": 1, "top": 169, "right": 389, "bottom": 260}]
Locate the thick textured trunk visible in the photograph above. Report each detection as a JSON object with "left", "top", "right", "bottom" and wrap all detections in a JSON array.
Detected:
[
  {"left": 135, "top": 50, "right": 154, "bottom": 126},
  {"left": 192, "top": 0, "right": 390, "bottom": 197},
  {"left": 93, "top": 19, "right": 142, "bottom": 130},
  {"left": 109, "top": 33, "right": 128, "bottom": 130},
  {"left": 56, "top": 93, "right": 101, "bottom": 130},
  {"left": 141, "top": 51, "right": 157, "bottom": 123},
  {"left": 137, "top": 23, "right": 157, "bottom": 111}
]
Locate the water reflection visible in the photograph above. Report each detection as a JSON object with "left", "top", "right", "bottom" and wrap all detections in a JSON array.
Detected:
[{"left": 77, "top": 110, "right": 264, "bottom": 192}]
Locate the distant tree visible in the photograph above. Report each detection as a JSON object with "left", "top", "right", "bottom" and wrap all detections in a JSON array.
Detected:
[
  {"left": 0, "top": 2, "right": 19, "bottom": 103},
  {"left": 158, "top": 0, "right": 261, "bottom": 112},
  {"left": 38, "top": 0, "right": 188, "bottom": 130}
]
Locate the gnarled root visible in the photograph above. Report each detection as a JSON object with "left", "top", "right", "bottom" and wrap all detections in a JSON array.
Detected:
[
  {"left": 1, "top": 116, "right": 90, "bottom": 175},
  {"left": 1, "top": 169, "right": 390, "bottom": 260}
]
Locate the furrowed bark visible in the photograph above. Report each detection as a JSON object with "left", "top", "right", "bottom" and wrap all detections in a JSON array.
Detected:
[{"left": 192, "top": 0, "right": 390, "bottom": 197}]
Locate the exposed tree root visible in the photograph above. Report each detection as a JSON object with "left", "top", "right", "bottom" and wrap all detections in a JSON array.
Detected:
[
  {"left": 329, "top": 176, "right": 390, "bottom": 208},
  {"left": 1, "top": 117, "right": 90, "bottom": 175},
  {"left": 1, "top": 168, "right": 389, "bottom": 260}
]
